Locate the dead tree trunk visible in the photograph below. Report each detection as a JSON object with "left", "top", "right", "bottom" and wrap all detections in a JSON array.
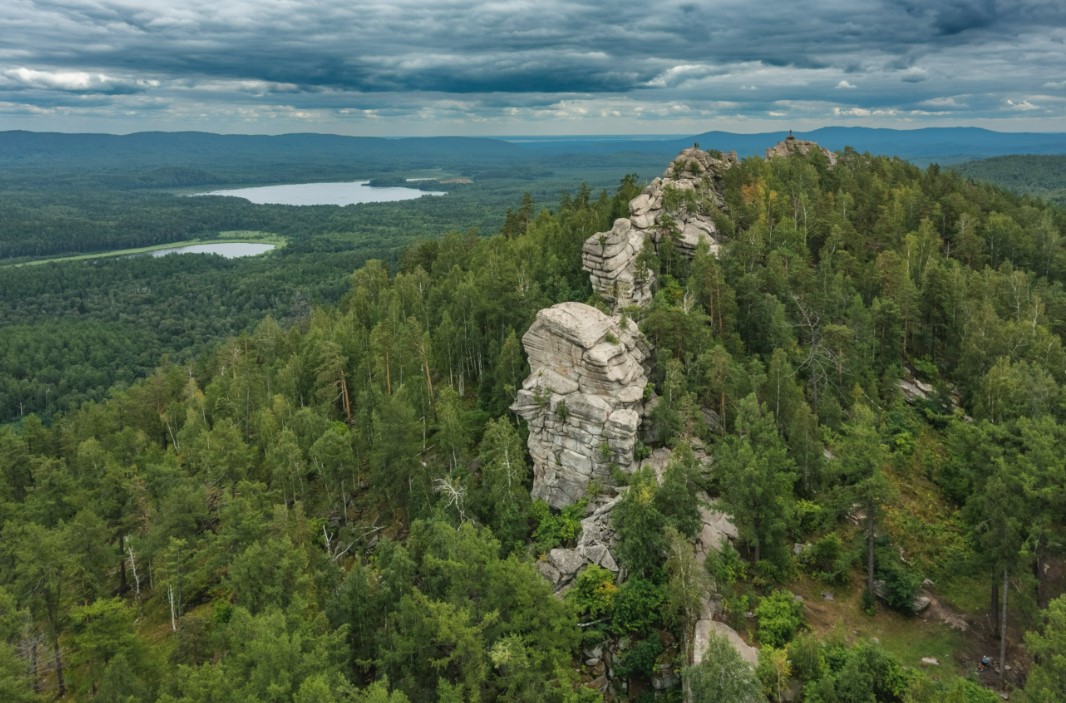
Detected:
[{"left": 52, "top": 633, "right": 65, "bottom": 697}]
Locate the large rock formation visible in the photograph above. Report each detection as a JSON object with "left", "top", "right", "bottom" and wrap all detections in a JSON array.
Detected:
[
  {"left": 583, "top": 147, "right": 735, "bottom": 311},
  {"left": 511, "top": 302, "right": 650, "bottom": 508},
  {"left": 766, "top": 133, "right": 838, "bottom": 166}
]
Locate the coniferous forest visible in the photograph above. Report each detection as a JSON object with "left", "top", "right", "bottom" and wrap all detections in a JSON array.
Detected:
[{"left": 2, "top": 139, "right": 1066, "bottom": 703}]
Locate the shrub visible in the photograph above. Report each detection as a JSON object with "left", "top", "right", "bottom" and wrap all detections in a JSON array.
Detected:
[
  {"left": 611, "top": 578, "right": 666, "bottom": 636},
  {"left": 875, "top": 545, "right": 921, "bottom": 615},
  {"left": 786, "top": 632, "right": 826, "bottom": 683},
  {"left": 566, "top": 565, "right": 617, "bottom": 619},
  {"left": 803, "top": 533, "right": 850, "bottom": 585},
  {"left": 615, "top": 637, "right": 663, "bottom": 680},
  {"left": 755, "top": 589, "right": 805, "bottom": 648},
  {"left": 530, "top": 499, "right": 584, "bottom": 555},
  {"left": 705, "top": 541, "right": 747, "bottom": 588},
  {"left": 683, "top": 633, "right": 762, "bottom": 703}
]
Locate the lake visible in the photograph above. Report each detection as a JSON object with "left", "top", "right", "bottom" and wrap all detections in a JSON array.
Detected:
[
  {"left": 199, "top": 181, "right": 445, "bottom": 206},
  {"left": 150, "top": 243, "right": 276, "bottom": 258}
]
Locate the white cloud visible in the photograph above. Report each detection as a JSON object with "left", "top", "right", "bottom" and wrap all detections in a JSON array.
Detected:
[
  {"left": 3, "top": 67, "right": 155, "bottom": 92},
  {"left": 646, "top": 64, "right": 717, "bottom": 88},
  {"left": 900, "top": 67, "right": 928, "bottom": 83},
  {"left": 1005, "top": 98, "right": 1038, "bottom": 111},
  {"left": 833, "top": 106, "right": 899, "bottom": 117},
  {"left": 836, "top": 80, "right": 856, "bottom": 89},
  {"left": 919, "top": 96, "right": 965, "bottom": 108}
]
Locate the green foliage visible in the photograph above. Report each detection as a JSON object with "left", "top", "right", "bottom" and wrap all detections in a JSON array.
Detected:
[
  {"left": 757, "top": 646, "right": 792, "bottom": 703},
  {"left": 7, "top": 133, "right": 1066, "bottom": 703},
  {"left": 0, "top": 640, "right": 40, "bottom": 703},
  {"left": 802, "top": 640, "right": 911, "bottom": 703},
  {"left": 69, "top": 598, "right": 158, "bottom": 699},
  {"left": 800, "top": 534, "right": 851, "bottom": 585},
  {"left": 1024, "top": 594, "right": 1066, "bottom": 703},
  {"left": 705, "top": 541, "right": 748, "bottom": 590},
  {"left": 610, "top": 578, "right": 666, "bottom": 637},
  {"left": 717, "top": 394, "right": 797, "bottom": 570},
  {"left": 531, "top": 499, "right": 585, "bottom": 556},
  {"left": 612, "top": 468, "right": 668, "bottom": 580},
  {"left": 874, "top": 543, "right": 922, "bottom": 615},
  {"left": 472, "top": 419, "right": 532, "bottom": 551},
  {"left": 905, "top": 675, "right": 999, "bottom": 703},
  {"left": 566, "top": 564, "right": 618, "bottom": 620},
  {"left": 786, "top": 633, "right": 827, "bottom": 683},
  {"left": 615, "top": 637, "right": 664, "bottom": 680},
  {"left": 754, "top": 589, "right": 805, "bottom": 648}
]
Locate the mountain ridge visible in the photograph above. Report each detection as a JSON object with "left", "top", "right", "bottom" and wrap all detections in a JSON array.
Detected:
[{"left": 4, "top": 126, "right": 1066, "bottom": 167}]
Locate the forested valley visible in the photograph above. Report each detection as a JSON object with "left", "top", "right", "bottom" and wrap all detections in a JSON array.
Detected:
[
  {"left": 2, "top": 139, "right": 1066, "bottom": 703},
  {"left": 0, "top": 140, "right": 667, "bottom": 422}
]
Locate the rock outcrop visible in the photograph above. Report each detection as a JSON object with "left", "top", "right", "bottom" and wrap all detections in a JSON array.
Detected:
[
  {"left": 583, "top": 147, "right": 735, "bottom": 311},
  {"left": 766, "top": 134, "right": 838, "bottom": 166},
  {"left": 511, "top": 302, "right": 650, "bottom": 508}
]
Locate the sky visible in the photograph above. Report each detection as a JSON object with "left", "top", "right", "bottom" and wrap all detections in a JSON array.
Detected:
[{"left": 1, "top": 0, "right": 1064, "bottom": 136}]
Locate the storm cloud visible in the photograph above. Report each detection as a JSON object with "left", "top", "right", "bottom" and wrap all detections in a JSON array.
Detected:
[{"left": 1, "top": 0, "right": 1063, "bottom": 134}]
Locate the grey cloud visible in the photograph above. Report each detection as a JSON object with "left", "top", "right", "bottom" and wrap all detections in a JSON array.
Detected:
[{"left": 1, "top": 0, "right": 1064, "bottom": 133}]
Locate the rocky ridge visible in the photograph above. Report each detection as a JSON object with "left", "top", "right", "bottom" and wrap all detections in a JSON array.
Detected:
[
  {"left": 514, "top": 139, "right": 836, "bottom": 691},
  {"left": 582, "top": 146, "right": 735, "bottom": 311}
]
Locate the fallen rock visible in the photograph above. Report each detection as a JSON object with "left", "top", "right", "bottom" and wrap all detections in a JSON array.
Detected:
[
  {"left": 921, "top": 657, "right": 941, "bottom": 666},
  {"left": 870, "top": 580, "right": 935, "bottom": 614},
  {"left": 536, "top": 495, "right": 624, "bottom": 590}
]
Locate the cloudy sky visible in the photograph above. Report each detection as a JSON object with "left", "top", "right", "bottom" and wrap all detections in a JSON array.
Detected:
[{"left": 1, "top": 0, "right": 1064, "bottom": 136}]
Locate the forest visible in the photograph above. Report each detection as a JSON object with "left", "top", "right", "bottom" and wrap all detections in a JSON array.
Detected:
[
  {"left": 2, "top": 139, "right": 1066, "bottom": 703},
  {"left": 953, "top": 155, "right": 1066, "bottom": 208}
]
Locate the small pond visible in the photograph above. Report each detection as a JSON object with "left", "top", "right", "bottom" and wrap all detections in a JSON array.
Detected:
[{"left": 150, "top": 243, "right": 276, "bottom": 258}]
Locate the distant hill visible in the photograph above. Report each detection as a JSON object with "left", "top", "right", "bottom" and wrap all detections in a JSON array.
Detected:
[
  {"left": 3, "top": 127, "right": 1065, "bottom": 188},
  {"left": 0, "top": 131, "right": 527, "bottom": 176},
  {"left": 507, "top": 127, "right": 1066, "bottom": 166},
  {"left": 951, "top": 154, "right": 1066, "bottom": 206}
]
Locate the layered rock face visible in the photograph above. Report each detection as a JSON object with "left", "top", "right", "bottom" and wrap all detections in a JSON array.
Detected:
[
  {"left": 583, "top": 147, "right": 735, "bottom": 311},
  {"left": 511, "top": 302, "right": 650, "bottom": 508}
]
